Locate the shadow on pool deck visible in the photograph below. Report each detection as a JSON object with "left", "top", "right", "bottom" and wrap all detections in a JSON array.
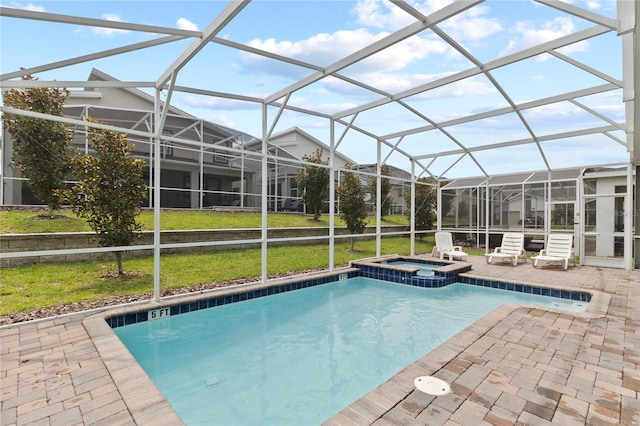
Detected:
[{"left": 1, "top": 255, "right": 639, "bottom": 425}]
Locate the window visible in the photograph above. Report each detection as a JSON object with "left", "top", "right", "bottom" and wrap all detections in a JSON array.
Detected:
[
  {"left": 161, "top": 131, "right": 173, "bottom": 158},
  {"left": 161, "top": 142, "right": 173, "bottom": 158}
]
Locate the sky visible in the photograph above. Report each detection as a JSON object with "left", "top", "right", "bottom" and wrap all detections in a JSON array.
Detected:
[{"left": 0, "top": 0, "right": 630, "bottom": 178}]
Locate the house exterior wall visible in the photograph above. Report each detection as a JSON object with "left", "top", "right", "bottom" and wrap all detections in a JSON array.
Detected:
[
  {"left": 253, "top": 129, "right": 354, "bottom": 211},
  {"left": 2, "top": 72, "right": 411, "bottom": 214},
  {"left": 2, "top": 73, "right": 255, "bottom": 209}
]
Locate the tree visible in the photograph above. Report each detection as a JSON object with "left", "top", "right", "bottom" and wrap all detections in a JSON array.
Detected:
[
  {"left": 337, "top": 163, "right": 368, "bottom": 252},
  {"left": 368, "top": 164, "right": 392, "bottom": 219},
  {"left": 2, "top": 74, "right": 73, "bottom": 216},
  {"left": 296, "top": 148, "right": 329, "bottom": 221},
  {"left": 62, "top": 118, "right": 147, "bottom": 275},
  {"left": 404, "top": 177, "right": 437, "bottom": 237}
]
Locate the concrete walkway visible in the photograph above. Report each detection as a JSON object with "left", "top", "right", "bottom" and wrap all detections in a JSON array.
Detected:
[{"left": 1, "top": 256, "right": 639, "bottom": 425}]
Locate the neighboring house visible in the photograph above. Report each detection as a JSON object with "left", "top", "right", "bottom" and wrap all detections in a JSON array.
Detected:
[
  {"left": 352, "top": 164, "right": 414, "bottom": 215},
  {"left": 2, "top": 69, "right": 255, "bottom": 209},
  {"left": 1, "top": 69, "right": 357, "bottom": 211},
  {"left": 243, "top": 127, "right": 355, "bottom": 212}
]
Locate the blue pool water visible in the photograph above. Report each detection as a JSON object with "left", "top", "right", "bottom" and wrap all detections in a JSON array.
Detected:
[
  {"left": 386, "top": 260, "right": 436, "bottom": 276},
  {"left": 113, "top": 278, "right": 586, "bottom": 425}
]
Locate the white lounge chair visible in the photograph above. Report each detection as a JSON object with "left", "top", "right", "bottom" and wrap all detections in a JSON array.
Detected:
[
  {"left": 532, "top": 234, "right": 575, "bottom": 270},
  {"left": 485, "top": 232, "right": 526, "bottom": 266},
  {"left": 432, "top": 231, "right": 468, "bottom": 261}
]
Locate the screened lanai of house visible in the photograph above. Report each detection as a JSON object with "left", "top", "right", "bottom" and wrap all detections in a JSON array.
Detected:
[
  {"left": 439, "top": 165, "right": 635, "bottom": 269},
  {"left": 0, "top": 0, "right": 638, "bottom": 285}
]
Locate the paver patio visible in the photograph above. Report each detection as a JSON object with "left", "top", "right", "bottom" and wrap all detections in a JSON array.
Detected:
[{"left": 1, "top": 256, "right": 639, "bottom": 425}]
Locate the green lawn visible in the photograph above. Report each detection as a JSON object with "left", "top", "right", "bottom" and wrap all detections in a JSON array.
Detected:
[
  {"left": 0, "top": 208, "right": 428, "bottom": 316},
  {"left": 0, "top": 209, "right": 409, "bottom": 233},
  {"left": 0, "top": 236, "right": 437, "bottom": 315}
]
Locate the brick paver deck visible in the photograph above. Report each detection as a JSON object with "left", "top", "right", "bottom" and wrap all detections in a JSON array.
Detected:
[{"left": 1, "top": 256, "right": 639, "bottom": 425}]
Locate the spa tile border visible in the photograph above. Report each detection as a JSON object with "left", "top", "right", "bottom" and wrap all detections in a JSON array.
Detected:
[{"left": 351, "top": 255, "right": 472, "bottom": 288}]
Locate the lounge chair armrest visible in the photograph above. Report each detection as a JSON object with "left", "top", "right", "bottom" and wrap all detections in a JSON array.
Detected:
[
  {"left": 494, "top": 247, "right": 502, "bottom": 253},
  {"left": 453, "top": 246, "right": 463, "bottom": 251}
]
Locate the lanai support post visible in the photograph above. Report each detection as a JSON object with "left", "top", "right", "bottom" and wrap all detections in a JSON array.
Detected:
[
  {"left": 329, "top": 120, "right": 336, "bottom": 271},
  {"left": 634, "top": 1, "right": 640, "bottom": 269},
  {"left": 635, "top": 166, "right": 639, "bottom": 269},
  {"left": 436, "top": 176, "right": 442, "bottom": 233},
  {"left": 410, "top": 161, "right": 416, "bottom": 257},
  {"left": 152, "top": 89, "right": 162, "bottom": 302},
  {"left": 261, "top": 104, "right": 268, "bottom": 283},
  {"left": 376, "top": 140, "right": 382, "bottom": 258},
  {"left": 484, "top": 180, "right": 490, "bottom": 254},
  {"left": 619, "top": 0, "right": 639, "bottom": 268}
]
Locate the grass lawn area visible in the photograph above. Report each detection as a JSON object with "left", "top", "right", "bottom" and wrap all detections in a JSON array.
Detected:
[
  {"left": 0, "top": 236, "right": 438, "bottom": 316},
  {"left": 0, "top": 208, "right": 433, "bottom": 318},
  {"left": 0, "top": 208, "right": 409, "bottom": 233}
]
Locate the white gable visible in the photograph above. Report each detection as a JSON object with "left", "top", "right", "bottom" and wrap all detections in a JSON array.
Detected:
[{"left": 269, "top": 127, "right": 355, "bottom": 168}]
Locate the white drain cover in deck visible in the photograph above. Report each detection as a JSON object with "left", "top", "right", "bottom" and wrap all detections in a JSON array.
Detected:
[{"left": 414, "top": 376, "right": 450, "bottom": 396}]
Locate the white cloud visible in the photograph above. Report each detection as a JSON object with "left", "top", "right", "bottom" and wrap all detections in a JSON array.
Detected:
[
  {"left": 176, "top": 18, "right": 198, "bottom": 31},
  {"left": 318, "top": 70, "right": 494, "bottom": 105},
  {"left": 586, "top": 1, "right": 601, "bottom": 10},
  {"left": 555, "top": 40, "right": 589, "bottom": 56},
  {"left": 558, "top": 0, "right": 617, "bottom": 13},
  {"left": 244, "top": 29, "right": 386, "bottom": 70},
  {"left": 7, "top": 2, "right": 45, "bottom": 12},
  {"left": 357, "top": 35, "right": 451, "bottom": 72},
  {"left": 576, "top": 91, "right": 626, "bottom": 120},
  {"left": 234, "top": 1, "right": 503, "bottom": 99},
  {"left": 91, "top": 14, "right": 130, "bottom": 37},
  {"left": 592, "top": 103, "right": 624, "bottom": 119},
  {"left": 201, "top": 113, "right": 236, "bottom": 129},
  {"left": 180, "top": 95, "right": 261, "bottom": 111},
  {"left": 500, "top": 17, "right": 589, "bottom": 59},
  {"left": 352, "top": 0, "right": 414, "bottom": 30},
  {"left": 317, "top": 102, "right": 359, "bottom": 112},
  {"left": 530, "top": 103, "right": 582, "bottom": 119},
  {"left": 241, "top": 29, "right": 449, "bottom": 79},
  {"left": 271, "top": 91, "right": 354, "bottom": 114},
  {"left": 439, "top": 5, "right": 503, "bottom": 41},
  {"left": 353, "top": 0, "right": 501, "bottom": 42},
  {"left": 23, "top": 3, "right": 45, "bottom": 12},
  {"left": 182, "top": 91, "right": 355, "bottom": 116}
]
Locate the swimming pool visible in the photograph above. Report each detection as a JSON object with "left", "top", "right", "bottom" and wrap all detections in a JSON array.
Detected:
[{"left": 113, "top": 277, "right": 586, "bottom": 425}]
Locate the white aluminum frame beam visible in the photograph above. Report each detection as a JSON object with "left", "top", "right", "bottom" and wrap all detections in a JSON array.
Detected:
[
  {"left": 336, "top": 25, "right": 611, "bottom": 120},
  {"left": 156, "top": 1, "right": 249, "bottom": 89},
  {"left": 414, "top": 124, "right": 620, "bottom": 160},
  {"left": 1, "top": 35, "right": 186, "bottom": 81},
  {"left": 265, "top": 0, "right": 482, "bottom": 105},
  {"left": 0, "top": 80, "right": 155, "bottom": 88},
  {"left": 535, "top": 0, "right": 617, "bottom": 29},
  {"left": 0, "top": 7, "right": 202, "bottom": 37},
  {"left": 381, "top": 83, "right": 620, "bottom": 140}
]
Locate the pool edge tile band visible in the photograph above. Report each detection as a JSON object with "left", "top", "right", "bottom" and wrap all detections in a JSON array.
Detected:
[
  {"left": 105, "top": 270, "right": 361, "bottom": 329},
  {"left": 105, "top": 257, "right": 592, "bottom": 330},
  {"left": 457, "top": 276, "right": 592, "bottom": 303}
]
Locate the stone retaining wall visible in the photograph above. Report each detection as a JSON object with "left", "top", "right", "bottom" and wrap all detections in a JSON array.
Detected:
[{"left": 1, "top": 226, "right": 411, "bottom": 267}]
